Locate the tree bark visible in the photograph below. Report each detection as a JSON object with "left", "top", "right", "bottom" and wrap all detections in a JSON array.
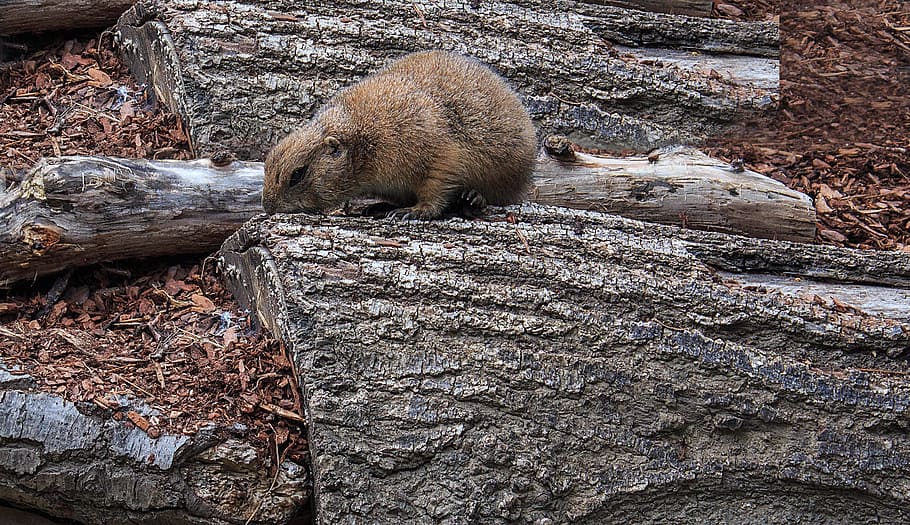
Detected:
[
  {"left": 0, "top": 368, "right": 309, "bottom": 525},
  {"left": 114, "top": 0, "right": 778, "bottom": 159},
  {"left": 0, "top": 156, "right": 262, "bottom": 287},
  {"left": 218, "top": 205, "right": 910, "bottom": 525},
  {"left": 0, "top": 0, "right": 135, "bottom": 35},
  {"left": 0, "top": 149, "right": 815, "bottom": 286},
  {"left": 594, "top": 0, "right": 713, "bottom": 17}
]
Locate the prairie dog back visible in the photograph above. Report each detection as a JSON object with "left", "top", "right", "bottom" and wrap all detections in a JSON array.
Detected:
[{"left": 262, "top": 50, "right": 537, "bottom": 219}]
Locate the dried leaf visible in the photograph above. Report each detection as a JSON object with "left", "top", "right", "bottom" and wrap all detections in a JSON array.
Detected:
[
  {"left": 119, "top": 100, "right": 136, "bottom": 121},
  {"left": 60, "top": 52, "right": 94, "bottom": 70},
  {"left": 60, "top": 53, "right": 80, "bottom": 70},
  {"left": 0, "top": 303, "right": 19, "bottom": 314},
  {"left": 817, "top": 184, "right": 843, "bottom": 200},
  {"left": 819, "top": 228, "right": 848, "bottom": 243},
  {"left": 191, "top": 294, "right": 216, "bottom": 313},
  {"left": 87, "top": 68, "right": 112, "bottom": 87},
  {"left": 127, "top": 411, "right": 151, "bottom": 431},
  {"left": 223, "top": 326, "right": 239, "bottom": 347},
  {"left": 715, "top": 3, "right": 744, "bottom": 17}
]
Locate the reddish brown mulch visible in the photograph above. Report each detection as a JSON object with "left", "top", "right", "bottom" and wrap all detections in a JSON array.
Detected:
[
  {"left": 0, "top": 258, "right": 307, "bottom": 463},
  {"left": 1, "top": 34, "right": 192, "bottom": 179},
  {"left": 1, "top": 36, "right": 303, "bottom": 461},
  {"left": 707, "top": 0, "right": 910, "bottom": 251}
]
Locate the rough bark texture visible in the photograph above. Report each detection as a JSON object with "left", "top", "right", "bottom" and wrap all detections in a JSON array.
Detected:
[
  {"left": 0, "top": 0, "right": 135, "bottom": 35},
  {"left": 533, "top": 146, "right": 814, "bottom": 242},
  {"left": 0, "top": 366, "right": 309, "bottom": 525},
  {"left": 0, "top": 156, "right": 262, "bottom": 287},
  {"left": 219, "top": 205, "right": 910, "bottom": 525},
  {"left": 595, "top": 0, "right": 712, "bottom": 16},
  {"left": 115, "top": 0, "right": 778, "bottom": 159}
]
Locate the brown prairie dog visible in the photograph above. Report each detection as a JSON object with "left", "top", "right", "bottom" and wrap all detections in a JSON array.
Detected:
[{"left": 262, "top": 50, "right": 537, "bottom": 219}]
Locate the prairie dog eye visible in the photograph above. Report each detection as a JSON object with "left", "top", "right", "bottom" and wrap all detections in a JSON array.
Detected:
[{"left": 289, "top": 166, "right": 308, "bottom": 187}]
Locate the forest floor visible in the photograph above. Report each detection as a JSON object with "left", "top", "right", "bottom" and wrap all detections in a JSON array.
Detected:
[{"left": 0, "top": 0, "right": 908, "bottom": 465}]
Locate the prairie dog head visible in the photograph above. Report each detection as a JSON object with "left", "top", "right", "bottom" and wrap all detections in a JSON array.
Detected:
[{"left": 262, "top": 121, "right": 354, "bottom": 215}]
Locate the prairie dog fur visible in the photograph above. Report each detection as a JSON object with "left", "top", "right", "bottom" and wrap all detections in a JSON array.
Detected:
[{"left": 262, "top": 50, "right": 537, "bottom": 219}]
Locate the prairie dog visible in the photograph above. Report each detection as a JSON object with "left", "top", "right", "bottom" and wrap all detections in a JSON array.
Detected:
[{"left": 262, "top": 50, "right": 537, "bottom": 219}]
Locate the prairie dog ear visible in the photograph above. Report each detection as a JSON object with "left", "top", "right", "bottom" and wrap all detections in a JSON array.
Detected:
[{"left": 324, "top": 136, "right": 341, "bottom": 155}]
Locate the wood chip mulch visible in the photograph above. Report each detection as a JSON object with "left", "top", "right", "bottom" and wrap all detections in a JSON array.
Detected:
[
  {"left": 707, "top": 0, "right": 910, "bottom": 252},
  {"left": 0, "top": 258, "right": 307, "bottom": 463},
  {"left": 0, "top": 34, "right": 192, "bottom": 180}
]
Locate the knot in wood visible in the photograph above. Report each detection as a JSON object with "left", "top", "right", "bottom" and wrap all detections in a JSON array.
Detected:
[{"left": 23, "top": 223, "right": 62, "bottom": 253}]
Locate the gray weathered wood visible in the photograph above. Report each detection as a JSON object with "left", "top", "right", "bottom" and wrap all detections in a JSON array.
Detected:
[
  {"left": 0, "top": 0, "right": 135, "bottom": 35},
  {"left": 0, "top": 156, "right": 262, "bottom": 287},
  {"left": 575, "top": 6, "right": 778, "bottom": 56},
  {"left": 219, "top": 204, "right": 910, "bottom": 525},
  {"left": 0, "top": 149, "right": 815, "bottom": 285},
  {"left": 592, "top": 0, "right": 713, "bottom": 17},
  {"left": 532, "top": 146, "right": 814, "bottom": 242},
  {"left": 0, "top": 367, "right": 309, "bottom": 525},
  {"left": 115, "top": 0, "right": 778, "bottom": 159},
  {"left": 717, "top": 272, "right": 910, "bottom": 321}
]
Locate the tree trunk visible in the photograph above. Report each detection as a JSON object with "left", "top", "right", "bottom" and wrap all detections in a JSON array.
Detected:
[
  {"left": 218, "top": 205, "right": 910, "bottom": 525},
  {"left": 114, "top": 0, "right": 778, "bottom": 159},
  {"left": 0, "top": 149, "right": 815, "bottom": 286},
  {"left": 0, "top": 0, "right": 135, "bottom": 35},
  {"left": 0, "top": 156, "right": 262, "bottom": 287},
  {"left": 0, "top": 369, "right": 309, "bottom": 525},
  {"left": 595, "top": 0, "right": 713, "bottom": 17}
]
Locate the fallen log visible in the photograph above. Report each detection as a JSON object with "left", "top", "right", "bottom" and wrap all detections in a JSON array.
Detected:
[
  {"left": 0, "top": 505, "right": 60, "bottom": 525},
  {"left": 114, "top": 0, "right": 778, "bottom": 158},
  {"left": 218, "top": 204, "right": 910, "bottom": 525},
  {"left": 0, "top": 367, "right": 309, "bottom": 525},
  {"left": 0, "top": 149, "right": 814, "bottom": 286},
  {"left": 595, "top": 0, "right": 713, "bottom": 17},
  {"left": 533, "top": 146, "right": 814, "bottom": 242},
  {"left": 0, "top": 0, "right": 135, "bottom": 35},
  {"left": 0, "top": 156, "right": 262, "bottom": 287}
]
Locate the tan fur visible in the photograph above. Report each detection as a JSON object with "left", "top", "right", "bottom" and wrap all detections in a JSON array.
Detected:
[{"left": 262, "top": 50, "right": 537, "bottom": 219}]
